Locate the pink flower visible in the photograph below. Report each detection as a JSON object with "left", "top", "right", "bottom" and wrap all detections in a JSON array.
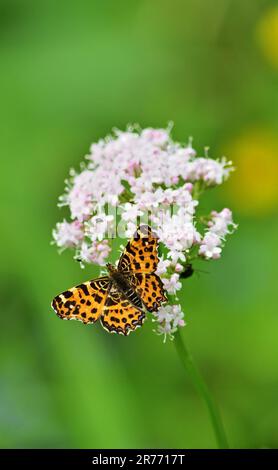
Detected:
[
  {"left": 156, "top": 258, "right": 171, "bottom": 276},
  {"left": 199, "top": 232, "right": 222, "bottom": 259},
  {"left": 141, "top": 128, "right": 170, "bottom": 146},
  {"left": 53, "top": 220, "right": 83, "bottom": 248},
  {"left": 162, "top": 273, "right": 182, "bottom": 294},
  {"left": 78, "top": 240, "right": 111, "bottom": 266},
  {"left": 85, "top": 214, "right": 115, "bottom": 242},
  {"left": 186, "top": 157, "right": 233, "bottom": 186},
  {"left": 208, "top": 208, "right": 237, "bottom": 237},
  {"left": 121, "top": 203, "right": 143, "bottom": 222},
  {"left": 153, "top": 304, "right": 186, "bottom": 341}
]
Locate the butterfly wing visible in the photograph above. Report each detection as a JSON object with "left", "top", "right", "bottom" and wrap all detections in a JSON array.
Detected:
[
  {"left": 118, "top": 225, "right": 159, "bottom": 274},
  {"left": 127, "top": 272, "right": 167, "bottom": 312},
  {"left": 51, "top": 277, "right": 111, "bottom": 324},
  {"left": 118, "top": 225, "right": 167, "bottom": 312},
  {"left": 101, "top": 286, "right": 145, "bottom": 336}
]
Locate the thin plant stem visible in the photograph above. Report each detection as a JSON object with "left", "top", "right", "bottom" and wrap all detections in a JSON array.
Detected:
[{"left": 174, "top": 328, "right": 229, "bottom": 449}]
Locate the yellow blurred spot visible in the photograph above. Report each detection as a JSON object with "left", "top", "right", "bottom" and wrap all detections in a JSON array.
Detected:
[
  {"left": 256, "top": 6, "right": 278, "bottom": 68},
  {"left": 225, "top": 129, "right": 278, "bottom": 216}
]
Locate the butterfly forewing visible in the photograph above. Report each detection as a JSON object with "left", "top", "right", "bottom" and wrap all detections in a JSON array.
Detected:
[
  {"left": 52, "top": 277, "right": 111, "bottom": 324},
  {"left": 118, "top": 225, "right": 159, "bottom": 274}
]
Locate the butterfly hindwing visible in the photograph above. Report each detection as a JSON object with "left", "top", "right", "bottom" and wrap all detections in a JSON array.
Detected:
[
  {"left": 128, "top": 272, "right": 167, "bottom": 312},
  {"left": 118, "top": 225, "right": 159, "bottom": 273},
  {"left": 101, "top": 286, "right": 145, "bottom": 336},
  {"left": 52, "top": 277, "right": 110, "bottom": 324}
]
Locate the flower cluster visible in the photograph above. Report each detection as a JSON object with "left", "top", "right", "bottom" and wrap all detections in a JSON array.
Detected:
[
  {"left": 153, "top": 304, "right": 186, "bottom": 342},
  {"left": 53, "top": 126, "right": 236, "bottom": 340},
  {"left": 199, "top": 209, "right": 237, "bottom": 259}
]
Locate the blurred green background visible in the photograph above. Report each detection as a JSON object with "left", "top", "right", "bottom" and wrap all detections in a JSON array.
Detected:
[{"left": 1, "top": 0, "right": 278, "bottom": 449}]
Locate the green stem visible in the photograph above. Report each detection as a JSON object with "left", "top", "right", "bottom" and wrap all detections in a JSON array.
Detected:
[{"left": 174, "top": 329, "right": 229, "bottom": 449}]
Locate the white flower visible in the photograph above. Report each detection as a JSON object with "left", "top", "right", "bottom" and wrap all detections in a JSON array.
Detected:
[
  {"left": 156, "top": 253, "right": 184, "bottom": 278},
  {"left": 171, "top": 304, "right": 186, "bottom": 328},
  {"left": 153, "top": 304, "right": 186, "bottom": 341},
  {"left": 121, "top": 202, "right": 143, "bottom": 222},
  {"left": 157, "top": 208, "right": 200, "bottom": 253},
  {"left": 187, "top": 157, "right": 233, "bottom": 186},
  {"left": 208, "top": 208, "right": 237, "bottom": 237},
  {"left": 167, "top": 250, "right": 186, "bottom": 265},
  {"left": 141, "top": 128, "right": 170, "bottom": 147},
  {"left": 136, "top": 189, "right": 165, "bottom": 210},
  {"left": 173, "top": 187, "right": 198, "bottom": 211},
  {"left": 156, "top": 258, "right": 171, "bottom": 276},
  {"left": 78, "top": 240, "right": 111, "bottom": 266},
  {"left": 123, "top": 221, "right": 137, "bottom": 238},
  {"left": 162, "top": 273, "right": 182, "bottom": 294},
  {"left": 59, "top": 170, "right": 95, "bottom": 221},
  {"left": 198, "top": 208, "right": 237, "bottom": 260},
  {"left": 53, "top": 220, "right": 83, "bottom": 248},
  {"left": 85, "top": 213, "right": 114, "bottom": 242},
  {"left": 175, "top": 263, "right": 184, "bottom": 273},
  {"left": 199, "top": 232, "right": 222, "bottom": 259}
]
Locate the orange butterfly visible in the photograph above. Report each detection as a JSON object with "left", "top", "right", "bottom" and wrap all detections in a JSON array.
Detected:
[{"left": 51, "top": 225, "right": 167, "bottom": 335}]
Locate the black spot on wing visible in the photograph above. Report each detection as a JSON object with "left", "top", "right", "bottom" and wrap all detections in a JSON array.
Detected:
[
  {"left": 77, "top": 284, "right": 89, "bottom": 296},
  {"left": 63, "top": 290, "right": 73, "bottom": 299}
]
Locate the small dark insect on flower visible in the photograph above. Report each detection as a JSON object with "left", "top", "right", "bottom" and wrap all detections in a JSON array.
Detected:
[{"left": 180, "top": 263, "right": 194, "bottom": 279}]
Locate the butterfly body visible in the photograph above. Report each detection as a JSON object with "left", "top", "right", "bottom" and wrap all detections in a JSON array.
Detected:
[
  {"left": 107, "top": 263, "right": 144, "bottom": 310},
  {"left": 51, "top": 225, "right": 167, "bottom": 335}
]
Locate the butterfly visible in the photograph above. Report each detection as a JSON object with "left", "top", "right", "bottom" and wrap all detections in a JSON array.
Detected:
[{"left": 51, "top": 225, "right": 167, "bottom": 336}]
